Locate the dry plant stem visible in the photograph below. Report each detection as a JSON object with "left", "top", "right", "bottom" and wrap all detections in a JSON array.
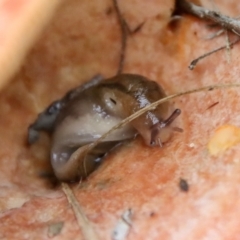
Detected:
[
  {"left": 113, "top": 0, "right": 128, "bottom": 74},
  {"left": 224, "top": 30, "right": 231, "bottom": 63},
  {"left": 61, "top": 183, "right": 99, "bottom": 240},
  {"left": 206, "top": 101, "right": 219, "bottom": 110},
  {"left": 176, "top": 0, "right": 240, "bottom": 35},
  {"left": 189, "top": 37, "right": 240, "bottom": 70},
  {"left": 84, "top": 82, "right": 240, "bottom": 156},
  {"left": 204, "top": 28, "right": 224, "bottom": 40}
]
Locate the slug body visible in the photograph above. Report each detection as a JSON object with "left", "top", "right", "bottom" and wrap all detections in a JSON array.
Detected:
[{"left": 28, "top": 74, "right": 180, "bottom": 181}]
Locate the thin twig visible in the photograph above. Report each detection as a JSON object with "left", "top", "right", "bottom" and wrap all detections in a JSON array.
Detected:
[
  {"left": 189, "top": 37, "right": 240, "bottom": 70},
  {"left": 61, "top": 183, "right": 99, "bottom": 240},
  {"left": 176, "top": 0, "right": 240, "bottom": 35},
  {"left": 113, "top": 0, "right": 128, "bottom": 74},
  {"left": 205, "top": 101, "right": 219, "bottom": 110},
  {"left": 84, "top": 82, "right": 240, "bottom": 155},
  {"left": 204, "top": 28, "right": 224, "bottom": 40},
  {"left": 224, "top": 30, "right": 231, "bottom": 63},
  {"left": 176, "top": 0, "right": 240, "bottom": 68}
]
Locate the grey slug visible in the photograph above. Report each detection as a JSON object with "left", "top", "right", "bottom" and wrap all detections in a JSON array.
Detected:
[{"left": 28, "top": 74, "right": 181, "bottom": 181}]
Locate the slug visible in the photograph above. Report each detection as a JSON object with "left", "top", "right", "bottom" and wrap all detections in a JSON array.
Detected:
[{"left": 28, "top": 74, "right": 181, "bottom": 181}]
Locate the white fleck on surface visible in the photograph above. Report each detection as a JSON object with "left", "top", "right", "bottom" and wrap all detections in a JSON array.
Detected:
[
  {"left": 188, "top": 143, "right": 195, "bottom": 148},
  {"left": 112, "top": 209, "right": 132, "bottom": 240}
]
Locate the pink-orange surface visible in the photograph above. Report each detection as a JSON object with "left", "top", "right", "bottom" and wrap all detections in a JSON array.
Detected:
[{"left": 1, "top": 0, "right": 240, "bottom": 239}]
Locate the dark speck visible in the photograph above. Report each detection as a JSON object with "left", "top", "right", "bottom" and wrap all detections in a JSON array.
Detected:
[
  {"left": 150, "top": 212, "right": 156, "bottom": 217},
  {"left": 167, "top": 16, "right": 181, "bottom": 32},
  {"left": 132, "top": 22, "right": 144, "bottom": 34},
  {"left": 206, "top": 101, "right": 219, "bottom": 110},
  {"left": 179, "top": 178, "right": 189, "bottom": 192},
  {"left": 110, "top": 98, "right": 117, "bottom": 104},
  {"left": 212, "top": 12, "right": 220, "bottom": 18},
  {"left": 106, "top": 7, "right": 113, "bottom": 15}
]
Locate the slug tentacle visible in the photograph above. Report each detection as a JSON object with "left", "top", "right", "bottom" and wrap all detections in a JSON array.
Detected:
[{"left": 150, "top": 109, "right": 181, "bottom": 147}]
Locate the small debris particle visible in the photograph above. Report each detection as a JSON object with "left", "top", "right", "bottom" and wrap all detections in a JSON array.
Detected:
[
  {"left": 112, "top": 209, "right": 132, "bottom": 240},
  {"left": 179, "top": 178, "right": 189, "bottom": 192},
  {"left": 132, "top": 22, "right": 144, "bottom": 34},
  {"left": 206, "top": 101, "right": 219, "bottom": 110},
  {"left": 96, "top": 178, "right": 112, "bottom": 189},
  {"left": 150, "top": 212, "right": 156, "bottom": 217},
  {"left": 48, "top": 222, "right": 64, "bottom": 238},
  {"left": 208, "top": 124, "right": 240, "bottom": 156},
  {"left": 106, "top": 7, "right": 113, "bottom": 15},
  {"left": 188, "top": 143, "right": 195, "bottom": 148}
]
